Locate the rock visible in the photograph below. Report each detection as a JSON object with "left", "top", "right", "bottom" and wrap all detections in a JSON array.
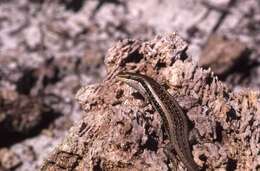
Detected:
[{"left": 41, "top": 33, "right": 260, "bottom": 170}]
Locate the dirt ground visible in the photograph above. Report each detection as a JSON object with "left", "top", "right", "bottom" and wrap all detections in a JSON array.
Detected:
[{"left": 0, "top": 0, "right": 259, "bottom": 170}]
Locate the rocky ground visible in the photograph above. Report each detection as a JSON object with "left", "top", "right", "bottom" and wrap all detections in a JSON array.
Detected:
[{"left": 0, "top": 0, "right": 259, "bottom": 170}]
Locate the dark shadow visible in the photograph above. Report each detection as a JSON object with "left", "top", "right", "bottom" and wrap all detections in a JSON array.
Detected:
[
  {"left": 218, "top": 49, "right": 258, "bottom": 82},
  {"left": 205, "top": 75, "right": 213, "bottom": 85},
  {"left": 122, "top": 50, "right": 143, "bottom": 64},
  {"left": 179, "top": 50, "right": 189, "bottom": 61},
  {"left": 93, "top": 158, "right": 102, "bottom": 171},
  {"left": 131, "top": 92, "right": 145, "bottom": 101},
  {"left": 92, "top": 0, "right": 126, "bottom": 17},
  {"left": 155, "top": 61, "right": 167, "bottom": 69},
  {"left": 142, "top": 132, "right": 159, "bottom": 151},
  {"left": 198, "top": 154, "right": 207, "bottom": 171},
  {"left": 214, "top": 121, "right": 223, "bottom": 143},
  {"left": 0, "top": 110, "right": 61, "bottom": 147},
  {"left": 29, "top": 0, "right": 45, "bottom": 4},
  {"left": 226, "top": 107, "right": 237, "bottom": 121},
  {"left": 16, "top": 69, "right": 38, "bottom": 95},
  {"left": 226, "top": 158, "right": 237, "bottom": 171},
  {"left": 60, "top": 0, "right": 86, "bottom": 12}
]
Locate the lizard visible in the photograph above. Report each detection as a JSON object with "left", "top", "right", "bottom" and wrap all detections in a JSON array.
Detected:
[{"left": 116, "top": 72, "right": 200, "bottom": 171}]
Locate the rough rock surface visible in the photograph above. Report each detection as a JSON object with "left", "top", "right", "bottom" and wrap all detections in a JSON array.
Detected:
[
  {"left": 199, "top": 34, "right": 248, "bottom": 76},
  {"left": 1, "top": 0, "right": 260, "bottom": 170},
  {"left": 41, "top": 33, "right": 260, "bottom": 170}
]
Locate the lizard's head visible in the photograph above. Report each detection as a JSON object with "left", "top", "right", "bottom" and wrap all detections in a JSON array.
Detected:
[
  {"left": 117, "top": 72, "right": 143, "bottom": 81},
  {"left": 116, "top": 72, "right": 148, "bottom": 98}
]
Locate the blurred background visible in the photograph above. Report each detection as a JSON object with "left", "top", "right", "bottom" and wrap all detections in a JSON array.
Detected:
[{"left": 0, "top": 0, "right": 259, "bottom": 170}]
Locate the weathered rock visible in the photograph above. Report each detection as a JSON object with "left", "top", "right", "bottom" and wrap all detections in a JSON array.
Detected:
[
  {"left": 0, "top": 89, "right": 43, "bottom": 135},
  {"left": 198, "top": 34, "right": 249, "bottom": 77},
  {"left": 0, "top": 148, "right": 21, "bottom": 170},
  {"left": 41, "top": 33, "right": 260, "bottom": 170}
]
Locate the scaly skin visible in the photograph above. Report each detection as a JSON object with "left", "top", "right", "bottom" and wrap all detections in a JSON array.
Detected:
[{"left": 117, "top": 72, "right": 200, "bottom": 171}]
